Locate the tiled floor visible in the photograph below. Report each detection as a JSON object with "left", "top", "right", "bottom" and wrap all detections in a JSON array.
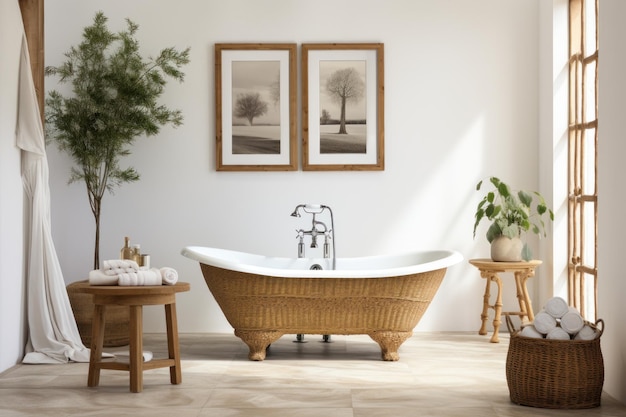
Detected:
[{"left": 0, "top": 332, "right": 624, "bottom": 416}]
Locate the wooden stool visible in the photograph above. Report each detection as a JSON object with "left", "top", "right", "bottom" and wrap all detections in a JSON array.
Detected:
[
  {"left": 469, "top": 259, "right": 541, "bottom": 343},
  {"left": 75, "top": 282, "right": 190, "bottom": 392}
]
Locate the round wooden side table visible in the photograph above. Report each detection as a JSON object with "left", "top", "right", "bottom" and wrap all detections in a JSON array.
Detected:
[
  {"left": 75, "top": 281, "right": 190, "bottom": 392},
  {"left": 469, "top": 259, "right": 542, "bottom": 343}
]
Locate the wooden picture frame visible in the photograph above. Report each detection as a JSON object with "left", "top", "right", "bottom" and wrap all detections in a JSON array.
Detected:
[
  {"left": 215, "top": 43, "right": 297, "bottom": 171},
  {"left": 302, "top": 43, "right": 384, "bottom": 171}
]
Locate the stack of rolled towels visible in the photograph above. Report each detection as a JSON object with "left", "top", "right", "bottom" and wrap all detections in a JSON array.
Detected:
[
  {"left": 88, "top": 259, "right": 179, "bottom": 286},
  {"left": 520, "top": 296, "right": 597, "bottom": 340}
]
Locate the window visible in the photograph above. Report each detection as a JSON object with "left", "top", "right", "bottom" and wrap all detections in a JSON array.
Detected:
[{"left": 568, "top": 0, "right": 598, "bottom": 320}]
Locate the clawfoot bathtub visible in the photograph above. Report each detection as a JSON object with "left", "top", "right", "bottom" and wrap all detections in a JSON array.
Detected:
[{"left": 181, "top": 246, "right": 462, "bottom": 361}]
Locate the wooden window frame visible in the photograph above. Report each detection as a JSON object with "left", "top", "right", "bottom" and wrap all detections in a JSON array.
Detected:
[{"left": 568, "top": 0, "right": 599, "bottom": 320}]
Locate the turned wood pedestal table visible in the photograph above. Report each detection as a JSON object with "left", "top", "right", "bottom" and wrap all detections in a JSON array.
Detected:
[
  {"left": 75, "top": 281, "right": 190, "bottom": 392},
  {"left": 468, "top": 259, "right": 541, "bottom": 343}
]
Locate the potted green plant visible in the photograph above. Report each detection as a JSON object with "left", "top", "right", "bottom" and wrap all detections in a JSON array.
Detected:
[
  {"left": 473, "top": 177, "right": 554, "bottom": 261},
  {"left": 45, "top": 11, "right": 190, "bottom": 269}
]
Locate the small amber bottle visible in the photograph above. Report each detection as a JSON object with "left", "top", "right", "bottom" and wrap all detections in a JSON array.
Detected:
[
  {"left": 132, "top": 244, "right": 142, "bottom": 266},
  {"left": 120, "top": 236, "right": 134, "bottom": 260}
]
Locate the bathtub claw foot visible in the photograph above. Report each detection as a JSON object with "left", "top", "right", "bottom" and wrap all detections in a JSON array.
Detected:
[
  {"left": 369, "top": 331, "right": 412, "bottom": 361},
  {"left": 235, "top": 330, "right": 283, "bottom": 361}
]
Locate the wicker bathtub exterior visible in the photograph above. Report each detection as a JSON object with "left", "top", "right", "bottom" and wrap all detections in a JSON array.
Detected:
[{"left": 199, "top": 263, "right": 447, "bottom": 361}]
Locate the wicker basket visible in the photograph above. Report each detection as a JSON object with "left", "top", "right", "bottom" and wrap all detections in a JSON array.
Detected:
[
  {"left": 505, "top": 316, "right": 604, "bottom": 409},
  {"left": 66, "top": 280, "right": 130, "bottom": 347}
]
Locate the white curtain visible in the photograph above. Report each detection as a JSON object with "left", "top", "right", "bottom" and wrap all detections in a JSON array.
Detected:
[{"left": 16, "top": 25, "right": 90, "bottom": 364}]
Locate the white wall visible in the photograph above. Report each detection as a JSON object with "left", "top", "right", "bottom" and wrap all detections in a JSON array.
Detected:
[
  {"left": 43, "top": 0, "right": 543, "bottom": 333},
  {"left": 538, "top": 0, "right": 569, "bottom": 307},
  {"left": 0, "top": 0, "right": 27, "bottom": 372},
  {"left": 598, "top": 0, "right": 626, "bottom": 405}
]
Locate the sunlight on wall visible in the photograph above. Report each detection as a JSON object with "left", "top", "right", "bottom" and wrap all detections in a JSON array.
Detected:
[
  {"left": 378, "top": 115, "right": 488, "bottom": 331},
  {"left": 548, "top": 0, "right": 570, "bottom": 302}
]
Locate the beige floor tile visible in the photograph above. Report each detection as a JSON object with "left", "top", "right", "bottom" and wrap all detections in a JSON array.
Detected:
[
  {"left": 198, "top": 408, "right": 355, "bottom": 417},
  {"left": 0, "top": 332, "right": 623, "bottom": 417}
]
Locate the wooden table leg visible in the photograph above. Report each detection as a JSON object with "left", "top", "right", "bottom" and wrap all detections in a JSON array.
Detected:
[
  {"left": 490, "top": 274, "right": 503, "bottom": 343},
  {"left": 479, "top": 276, "right": 491, "bottom": 336},
  {"left": 513, "top": 271, "right": 529, "bottom": 324},
  {"left": 88, "top": 304, "right": 106, "bottom": 387},
  {"left": 518, "top": 271, "right": 535, "bottom": 322},
  {"left": 129, "top": 305, "right": 143, "bottom": 393},
  {"left": 165, "top": 302, "right": 182, "bottom": 385}
]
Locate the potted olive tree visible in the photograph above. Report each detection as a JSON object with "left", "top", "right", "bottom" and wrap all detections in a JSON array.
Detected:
[
  {"left": 46, "top": 12, "right": 189, "bottom": 347},
  {"left": 473, "top": 177, "right": 554, "bottom": 261},
  {"left": 46, "top": 11, "right": 190, "bottom": 269}
]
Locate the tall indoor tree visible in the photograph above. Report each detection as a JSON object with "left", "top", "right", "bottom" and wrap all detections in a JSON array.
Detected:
[{"left": 45, "top": 12, "right": 190, "bottom": 269}]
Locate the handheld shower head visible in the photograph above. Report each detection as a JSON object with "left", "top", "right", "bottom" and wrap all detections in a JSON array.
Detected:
[
  {"left": 291, "top": 204, "right": 325, "bottom": 217},
  {"left": 303, "top": 204, "right": 324, "bottom": 214},
  {"left": 290, "top": 204, "right": 305, "bottom": 217}
]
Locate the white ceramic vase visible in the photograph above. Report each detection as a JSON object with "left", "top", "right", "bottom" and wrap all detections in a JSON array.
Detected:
[{"left": 490, "top": 236, "right": 523, "bottom": 262}]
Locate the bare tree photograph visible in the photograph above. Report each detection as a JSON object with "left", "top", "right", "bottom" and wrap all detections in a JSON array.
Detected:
[
  {"left": 215, "top": 44, "right": 296, "bottom": 171},
  {"left": 302, "top": 43, "right": 384, "bottom": 171},
  {"left": 232, "top": 60, "right": 280, "bottom": 154},
  {"left": 319, "top": 61, "right": 367, "bottom": 154}
]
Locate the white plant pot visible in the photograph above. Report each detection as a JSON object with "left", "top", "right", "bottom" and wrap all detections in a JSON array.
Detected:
[{"left": 490, "top": 236, "right": 523, "bottom": 262}]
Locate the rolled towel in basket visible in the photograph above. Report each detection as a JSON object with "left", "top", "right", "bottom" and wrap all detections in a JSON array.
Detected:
[
  {"left": 532, "top": 311, "right": 557, "bottom": 334},
  {"left": 118, "top": 268, "right": 162, "bottom": 286},
  {"left": 160, "top": 267, "right": 178, "bottom": 285},
  {"left": 560, "top": 307, "right": 585, "bottom": 334},
  {"left": 520, "top": 325, "right": 544, "bottom": 339},
  {"left": 544, "top": 296, "right": 569, "bottom": 318},
  {"left": 546, "top": 326, "right": 571, "bottom": 340},
  {"left": 574, "top": 324, "right": 598, "bottom": 340},
  {"left": 88, "top": 269, "right": 119, "bottom": 286}
]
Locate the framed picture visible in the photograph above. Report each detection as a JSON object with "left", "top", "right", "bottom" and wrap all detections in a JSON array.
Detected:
[
  {"left": 302, "top": 43, "right": 384, "bottom": 171},
  {"left": 215, "top": 43, "right": 297, "bottom": 171}
]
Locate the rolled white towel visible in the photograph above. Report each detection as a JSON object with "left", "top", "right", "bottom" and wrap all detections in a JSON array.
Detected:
[
  {"left": 118, "top": 268, "right": 162, "bottom": 286},
  {"left": 160, "top": 267, "right": 178, "bottom": 285},
  {"left": 574, "top": 324, "right": 598, "bottom": 341},
  {"left": 103, "top": 259, "right": 139, "bottom": 272},
  {"left": 519, "top": 325, "right": 544, "bottom": 339},
  {"left": 533, "top": 311, "right": 557, "bottom": 334},
  {"left": 547, "top": 326, "right": 571, "bottom": 340},
  {"left": 560, "top": 307, "right": 585, "bottom": 335},
  {"left": 544, "top": 296, "right": 569, "bottom": 319},
  {"left": 88, "top": 269, "right": 119, "bottom": 286}
]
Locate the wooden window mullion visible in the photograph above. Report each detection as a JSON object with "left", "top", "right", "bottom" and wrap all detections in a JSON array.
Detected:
[{"left": 568, "top": 0, "right": 598, "bottom": 321}]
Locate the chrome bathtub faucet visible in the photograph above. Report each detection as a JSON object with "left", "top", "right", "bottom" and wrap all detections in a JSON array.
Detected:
[
  {"left": 290, "top": 204, "right": 336, "bottom": 344},
  {"left": 296, "top": 229, "right": 305, "bottom": 258},
  {"left": 290, "top": 204, "right": 336, "bottom": 269},
  {"left": 297, "top": 213, "right": 327, "bottom": 250}
]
